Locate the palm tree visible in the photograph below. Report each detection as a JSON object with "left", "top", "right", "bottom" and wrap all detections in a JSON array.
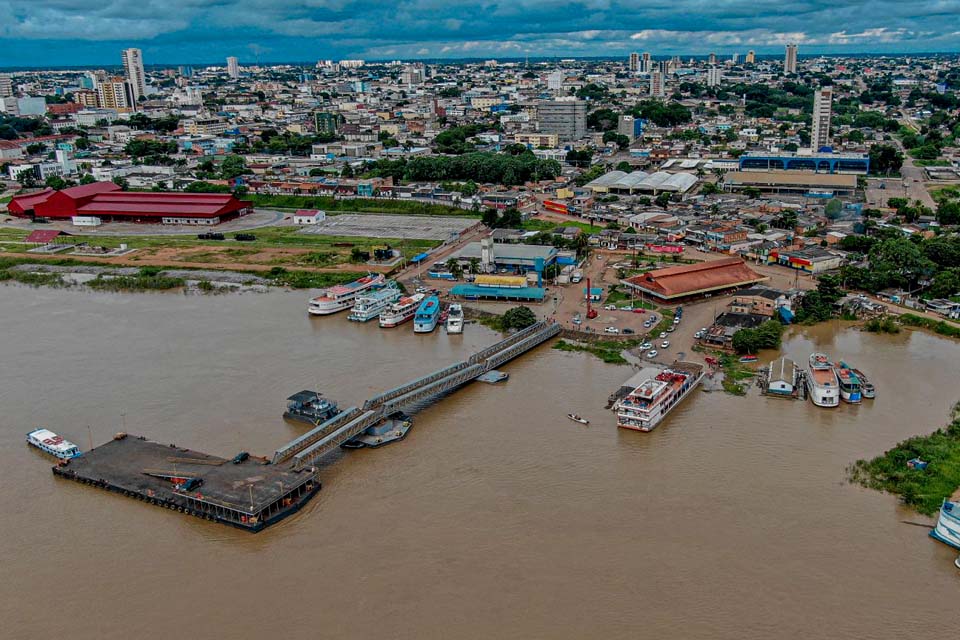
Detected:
[
  {"left": 468, "top": 257, "right": 481, "bottom": 274},
  {"left": 445, "top": 257, "right": 459, "bottom": 275}
]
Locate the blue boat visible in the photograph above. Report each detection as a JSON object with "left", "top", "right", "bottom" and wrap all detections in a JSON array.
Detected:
[{"left": 413, "top": 295, "right": 441, "bottom": 333}]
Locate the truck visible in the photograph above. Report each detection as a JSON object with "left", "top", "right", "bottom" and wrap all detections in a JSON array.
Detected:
[{"left": 571, "top": 270, "right": 583, "bottom": 283}]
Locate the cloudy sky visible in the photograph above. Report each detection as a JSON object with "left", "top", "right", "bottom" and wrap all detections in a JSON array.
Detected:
[{"left": 2, "top": 0, "right": 960, "bottom": 67}]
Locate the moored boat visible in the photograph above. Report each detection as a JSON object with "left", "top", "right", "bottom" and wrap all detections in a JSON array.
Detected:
[
  {"left": 308, "top": 274, "right": 386, "bottom": 315},
  {"left": 806, "top": 353, "right": 839, "bottom": 408},
  {"left": 614, "top": 362, "right": 704, "bottom": 431},
  {"left": 347, "top": 282, "right": 401, "bottom": 322},
  {"left": 567, "top": 413, "right": 589, "bottom": 424},
  {"left": 834, "top": 361, "right": 862, "bottom": 404},
  {"left": 379, "top": 293, "right": 425, "bottom": 328},
  {"left": 930, "top": 499, "right": 960, "bottom": 550},
  {"left": 26, "top": 428, "right": 82, "bottom": 460},
  {"left": 446, "top": 303, "right": 464, "bottom": 334},
  {"left": 413, "top": 295, "right": 441, "bottom": 333},
  {"left": 282, "top": 390, "right": 340, "bottom": 426},
  {"left": 852, "top": 368, "right": 875, "bottom": 399}
]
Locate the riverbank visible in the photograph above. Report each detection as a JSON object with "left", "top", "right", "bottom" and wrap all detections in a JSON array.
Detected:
[{"left": 849, "top": 402, "right": 960, "bottom": 516}]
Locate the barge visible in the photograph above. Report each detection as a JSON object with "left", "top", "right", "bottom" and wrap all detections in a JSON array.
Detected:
[{"left": 52, "top": 434, "right": 320, "bottom": 533}]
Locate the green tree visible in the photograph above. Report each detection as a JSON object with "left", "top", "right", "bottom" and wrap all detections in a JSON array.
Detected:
[
  {"left": 218, "top": 155, "right": 247, "bottom": 180},
  {"left": 16, "top": 169, "right": 37, "bottom": 188},
  {"left": 501, "top": 306, "right": 537, "bottom": 330},
  {"left": 44, "top": 175, "right": 67, "bottom": 190}
]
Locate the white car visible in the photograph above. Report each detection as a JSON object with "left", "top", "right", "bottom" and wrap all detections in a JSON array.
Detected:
[
  {"left": 604, "top": 304, "right": 617, "bottom": 310},
  {"left": 700, "top": 327, "right": 708, "bottom": 333},
  {"left": 619, "top": 305, "right": 634, "bottom": 311},
  {"left": 667, "top": 325, "right": 675, "bottom": 333},
  {"left": 604, "top": 326, "right": 619, "bottom": 334},
  {"left": 646, "top": 350, "right": 658, "bottom": 358},
  {"left": 640, "top": 342, "right": 652, "bottom": 350},
  {"left": 659, "top": 332, "right": 667, "bottom": 339},
  {"left": 673, "top": 317, "right": 681, "bottom": 324},
  {"left": 660, "top": 340, "right": 670, "bottom": 348},
  {"left": 694, "top": 331, "right": 704, "bottom": 339},
  {"left": 643, "top": 321, "right": 652, "bottom": 328}
]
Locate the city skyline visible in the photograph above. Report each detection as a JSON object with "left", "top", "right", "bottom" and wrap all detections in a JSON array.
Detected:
[{"left": 3, "top": 1, "right": 960, "bottom": 66}]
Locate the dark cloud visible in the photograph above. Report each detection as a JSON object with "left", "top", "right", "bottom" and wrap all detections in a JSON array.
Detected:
[{"left": 1, "top": 0, "right": 959, "bottom": 65}]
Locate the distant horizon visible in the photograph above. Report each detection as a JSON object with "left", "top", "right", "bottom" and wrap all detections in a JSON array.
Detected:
[{"left": 3, "top": 50, "right": 959, "bottom": 74}]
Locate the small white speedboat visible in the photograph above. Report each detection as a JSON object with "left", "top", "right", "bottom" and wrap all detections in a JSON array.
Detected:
[
  {"left": 567, "top": 413, "right": 589, "bottom": 425},
  {"left": 955, "top": 556, "right": 960, "bottom": 571}
]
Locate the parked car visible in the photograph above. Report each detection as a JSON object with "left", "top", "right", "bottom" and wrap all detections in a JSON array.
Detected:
[
  {"left": 667, "top": 325, "right": 675, "bottom": 333},
  {"left": 694, "top": 331, "right": 704, "bottom": 339},
  {"left": 643, "top": 321, "right": 652, "bottom": 328},
  {"left": 646, "top": 350, "right": 658, "bottom": 358},
  {"left": 632, "top": 308, "right": 646, "bottom": 314},
  {"left": 573, "top": 316, "right": 582, "bottom": 325},
  {"left": 661, "top": 340, "right": 670, "bottom": 348},
  {"left": 640, "top": 342, "right": 652, "bottom": 350},
  {"left": 623, "top": 328, "right": 635, "bottom": 335},
  {"left": 673, "top": 317, "right": 681, "bottom": 324},
  {"left": 619, "top": 305, "right": 634, "bottom": 311},
  {"left": 604, "top": 304, "right": 617, "bottom": 311},
  {"left": 604, "top": 326, "right": 619, "bottom": 334},
  {"left": 659, "top": 332, "right": 668, "bottom": 339}
]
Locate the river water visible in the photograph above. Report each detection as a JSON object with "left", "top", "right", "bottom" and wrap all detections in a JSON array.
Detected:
[{"left": 1, "top": 286, "right": 957, "bottom": 639}]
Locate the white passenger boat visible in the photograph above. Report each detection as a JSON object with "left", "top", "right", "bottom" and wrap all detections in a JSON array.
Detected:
[
  {"left": 26, "top": 428, "right": 82, "bottom": 460},
  {"left": 806, "top": 353, "right": 839, "bottom": 408},
  {"left": 379, "top": 293, "right": 425, "bottom": 328},
  {"left": 308, "top": 274, "right": 386, "bottom": 315},
  {"left": 931, "top": 499, "right": 960, "bottom": 550},
  {"left": 614, "top": 363, "right": 704, "bottom": 432},
  {"left": 347, "top": 283, "right": 401, "bottom": 322},
  {"left": 445, "top": 303, "right": 464, "bottom": 334}
]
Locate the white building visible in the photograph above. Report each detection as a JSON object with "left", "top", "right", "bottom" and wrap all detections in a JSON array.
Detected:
[
  {"left": 122, "top": 48, "right": 146, "bottom": 100},
  {"left": 706, "top": 67, "right": 722, "bottom": 87},
  {"left": 293, "top": 210, "right": 327, "bottom": 224},
  {"left": 811, "top": 87, "right": 833, "bottom": 151},
  {"left": 227, "top": 56, "right": 240, "bottom": 80}
]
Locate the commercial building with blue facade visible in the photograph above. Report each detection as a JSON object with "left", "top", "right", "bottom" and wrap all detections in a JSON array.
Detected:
[{"left": 739, "top": 151, "right": 869, "bottom": 175}]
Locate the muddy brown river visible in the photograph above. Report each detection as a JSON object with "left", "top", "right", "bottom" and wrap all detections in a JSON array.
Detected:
[{"left": 1, "top": 286, "right": 957, "bottom": 639}]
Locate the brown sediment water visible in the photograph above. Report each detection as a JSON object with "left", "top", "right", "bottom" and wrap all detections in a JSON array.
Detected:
[{"left": 1, "top": 286, "right": 958, "bottom": 639}]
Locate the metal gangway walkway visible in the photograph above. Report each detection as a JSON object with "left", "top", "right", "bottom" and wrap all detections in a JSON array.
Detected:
[{"left": 274, "top": 321, "right": 561, "bottom": 469}]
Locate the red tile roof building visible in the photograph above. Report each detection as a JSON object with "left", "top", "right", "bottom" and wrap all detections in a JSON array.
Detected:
[
  {"left": 622, "top": 257, "right": 768, "bottom": 301},
  {"left": 8, "top": 182, "right": 253, "bottom": 225}
]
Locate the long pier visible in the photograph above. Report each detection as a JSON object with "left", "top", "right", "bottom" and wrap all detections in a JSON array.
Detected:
[{"left": 274, "top": 320, "right": 561, "bottom": 469}]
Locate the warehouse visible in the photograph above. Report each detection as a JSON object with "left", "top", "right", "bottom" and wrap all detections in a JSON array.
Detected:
[
  {"left": 723, "top": 171, "right": 857, "bottom": 197},
  {"left": 621, "top": 257, "right": 767, "bottom": 302},
  {"left": 8, "top": 182, "right": 252, "bottom": 225}
]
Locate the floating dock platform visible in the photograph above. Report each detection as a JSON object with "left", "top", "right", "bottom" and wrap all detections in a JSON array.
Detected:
[{"left": 52, "top": 435, "right": 319, "bottom": 532}]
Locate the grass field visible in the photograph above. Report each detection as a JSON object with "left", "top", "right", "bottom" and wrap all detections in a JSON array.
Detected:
[{"left": 0, "top": 225, "right": 440, "bottom": 268}]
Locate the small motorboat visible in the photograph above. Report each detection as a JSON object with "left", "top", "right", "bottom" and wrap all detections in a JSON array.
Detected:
[
  {"left": 739, "top": 355, "right": 758, "bottom": 363},
  {"left": 567, "top": 413, "right": 589, "bottom": 425},
  {"left": 955, "top": 556, "right": 960, "bottom": 571}
]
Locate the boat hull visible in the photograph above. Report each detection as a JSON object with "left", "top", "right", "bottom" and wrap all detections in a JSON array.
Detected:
[
  {"left": 308, "top": 300, "right": 353, "bottom": 315},
  {"left": 930, "top": 501, "right": 960, "bottom": 550},
  {"left": 616, "top": 370, "right": 704, "bottom": 432}
]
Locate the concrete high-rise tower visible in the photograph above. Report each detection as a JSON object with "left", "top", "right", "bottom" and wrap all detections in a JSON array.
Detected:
[
  {"left": 227, "top": 56, "right": 240, "bottom": 79},
  {"left": 707, "top": 67, "right": 722, "bottom": 87},
  {"left": 641, "top": 52, "right": 651, "bottom": 73},
  {"left": 811, "top": 87, "right": 833, "bottom": 151},
  {"left": 121, "top": 48, "right": 146, "bottom": 100},
  {"left": 784, "top": 44, "right": 798, "bottom": 74},
  {"left": 0, "top": 73, "right": 13, "bottom": 98},
  {"left": 629, "top": 52, "right": 639, "bottom": 74},
  {"left": 708, "top": 52, "right": 717, "bottom": 65},
  {"left": 745, "top": 50, "right": 756, "bottom": 64}
]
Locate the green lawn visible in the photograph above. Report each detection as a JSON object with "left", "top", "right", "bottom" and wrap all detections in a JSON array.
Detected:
[
  {"left": 522, "top": 219, "right": 604, "bottom": 234},
  {"left": 0, "top": 226, "right": 440, "bottom": 263}
]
